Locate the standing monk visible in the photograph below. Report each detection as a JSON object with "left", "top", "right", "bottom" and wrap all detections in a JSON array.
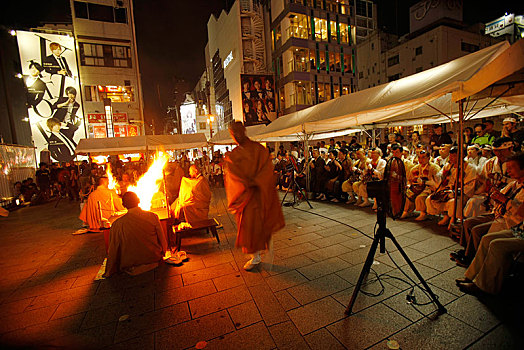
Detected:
[{"left": 224, "top": 122, "right": 285, "bottom": 270}]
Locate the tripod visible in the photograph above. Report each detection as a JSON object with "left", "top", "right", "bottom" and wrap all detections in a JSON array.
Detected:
[
  {"left": 345, "top": 201, "right": 447, "bottom": 316},
  {"left": 281, "top": 170, "right": 312, "bottom": 208}
]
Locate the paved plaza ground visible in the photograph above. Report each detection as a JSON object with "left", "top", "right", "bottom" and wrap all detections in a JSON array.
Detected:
[{"left": 0, "top": 188, "right": 523, "bottom": 349}]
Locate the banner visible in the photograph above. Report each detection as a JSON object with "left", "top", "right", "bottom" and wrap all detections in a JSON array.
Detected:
[
  {"left": 16, "top": 30, "right": 86, "bottom": 163},
  {"left": 180, "top": 103, "right": 196, "bottom": 134},
  {"left": 240, "top": 74, "right": 277, "bottom": 126}
]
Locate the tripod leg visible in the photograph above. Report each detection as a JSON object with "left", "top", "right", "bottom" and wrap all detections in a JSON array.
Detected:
[
  {"left": 280, "top": 183, "right": 292, "bottom": 205},
  {"left": 345, "top": 234, "right": 381, "bottom": 315},
  {"left": 298, "top": 184, "right": 313, "bottom": 208},
  {"left": 387, "top": 232, "right": 447, "bottom": 314}
]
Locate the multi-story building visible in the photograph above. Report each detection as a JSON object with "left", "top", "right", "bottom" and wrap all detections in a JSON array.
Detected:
[
  {"left": 268, "top": 0, "right": 376, "bottom": 115},
  {"left": 205, "top": 0, "right": 270, "bottom": 130},
  {"left": 192, "top": 70, "right": 217, "bottom": 139},
  {"left": 69, "top": 0, "right": 144, "bottom": 137},
  {"left": 2, "top": 0, "right": 144, "bottom": 164},
  {"left": 356, "top": 0, "right": 499, "bottom": 90}
]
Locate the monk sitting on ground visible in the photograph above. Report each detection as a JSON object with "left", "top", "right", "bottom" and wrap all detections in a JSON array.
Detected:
[
  {"left": 79, "top": 176, "right": 126, "bottom": 232},
  {"left": 171, "top": 164, "right": 212, "bottom": 226},
  {"left": 104, "top": 191, "right": 168, "bottom": 277}
]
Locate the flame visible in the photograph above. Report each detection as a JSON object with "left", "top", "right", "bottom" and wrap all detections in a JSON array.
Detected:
[
  {"left": 127, "top": 153, "right": 169, "bottom": 211},
  {"left": 92, "top": 155, "right": 108, "bottom": 164},
  {"left": 106, "top": 163, "right": 119, "bottom": 191}
]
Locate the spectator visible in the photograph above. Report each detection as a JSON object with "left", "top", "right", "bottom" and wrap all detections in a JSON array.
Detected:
[
  {"left": 483, "top": 120, "right": 501, "bottom": 138},
  {"left": 430, "top": 125, "right": 452, "bottom": 157},
  {"left": 471, "top": 123, "right": 494, "bottom": 146},
  {"left": 36, "top": 162, "right": 51, "bottom": 200},
  {"left": 502, "top": 116, "right": 524, "bottom": 151},
  {"left": 464, "top": 127, "right": 474, "bottom": 146}
]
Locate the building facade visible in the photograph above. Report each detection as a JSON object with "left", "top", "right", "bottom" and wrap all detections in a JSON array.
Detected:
[
  {"left": 268, "top": 0, "right": 376, "bottom": 115},
  {"left": 356, "top": 1, "right": 499, "bottom": 90},
  {"left": 206, "top": 0, "right": 270, "bottom": 130},
  {"left": 70, "top": 0, "right": 144, "bottom": 138},
  {"left": 3, "top": 0, "right": 144, "bottom": 164}
]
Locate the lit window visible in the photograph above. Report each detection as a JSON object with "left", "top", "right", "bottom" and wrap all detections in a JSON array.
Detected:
[{"left": 84, "top": 85, "right": 135, "bottom": 102}]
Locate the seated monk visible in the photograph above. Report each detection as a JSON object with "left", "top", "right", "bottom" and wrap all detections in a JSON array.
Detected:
[
  {"left": 79, "top": 176, "right": 126, "bottom": 232},
  {"left": 104, "top": 192, "right": 168, "bottom": 277},
  {"left": 171, "top": 164, "right": 212, "bottom": 226}
]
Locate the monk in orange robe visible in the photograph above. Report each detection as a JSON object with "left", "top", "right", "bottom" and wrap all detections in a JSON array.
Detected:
[
  {"left": 224, "top": 122, "right": 285, "bottom": 270},
  {"left": 171, "top": 165, "right": 211, "bottom": 225},
  {"left": 79, "top": 176, "right": 126, "bottom": 232},
  {"left": 104, "top": 192, "right": 168, "bottom": 277}
]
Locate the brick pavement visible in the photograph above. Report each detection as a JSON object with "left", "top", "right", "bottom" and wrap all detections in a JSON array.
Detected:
[{"left": 0, "top": 189, "right": 522, "bottom": 349}]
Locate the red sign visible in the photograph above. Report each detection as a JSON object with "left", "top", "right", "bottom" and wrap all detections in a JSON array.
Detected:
[
  {"left": 113, "top": 113, "right": 128, "bottom": 123},
  {"left": 114, "top": 125, "right": 128, "bottom": 137},
  {"left": 93, "top": 125, "right": 107, "bottom": 138},
  {"left": 127, "top": 125, "right": 139, "bottom": 136},
  {"left": 88, "top": 113, "right": 106, "bottom": 123}
]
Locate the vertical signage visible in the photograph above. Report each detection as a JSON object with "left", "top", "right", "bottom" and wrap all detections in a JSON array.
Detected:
[{"left": 103, "top": 98, "right": 114, "bottom": 137}]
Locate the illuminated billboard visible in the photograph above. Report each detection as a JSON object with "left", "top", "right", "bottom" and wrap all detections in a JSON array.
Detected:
[
  {"left": 16, "top": 30, "right": 86, "bottom": 163},
  {"left": 180, "top": 103, "right": 197, "bottom": 134},
  {"left": 240, "top": 74, "right": 277, "bottom": 127}
]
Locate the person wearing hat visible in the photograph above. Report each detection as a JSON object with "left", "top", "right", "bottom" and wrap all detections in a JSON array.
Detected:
[
  {"left": 463, "top": 137, "right": 515, "bottom": 218},
  {"left": 426, "top": 147, "right": 477, "bottom": 226},
  {"left": 452, "top": 152, "right": 524, "bottom": 271},
  {"left": 465, "top": 144, "right": 487, "bottom": 173},
  {"left": 502, "top": 116, "right": 524, "bottom": 151},
  {"left": 471, "top": 123, "right": 494, "bottom": 146},
  {"left": 456, "top": 153, "right": 524, "bottom": 295},
  {"left": 481, "top": 144, "right": 494, "bottom": 159}
]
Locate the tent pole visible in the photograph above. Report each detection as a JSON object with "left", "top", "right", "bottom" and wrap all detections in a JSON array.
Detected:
[
  {"left": 303, "top": 131, "right": 310, "bottom": 193},
  {"left": 449, "top": 99, "right": 464, "bottom": 231},
  {"left": 371, "top": 126, "right": 376, "bottom": 148}
]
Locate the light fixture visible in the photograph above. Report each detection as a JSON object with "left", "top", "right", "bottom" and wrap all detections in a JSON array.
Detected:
[
  {"left": 9, "top": 30, "right": 16, "bottom": 36},
  {"left": 15, "top": 73, "right": 22, "bottom": 79}
]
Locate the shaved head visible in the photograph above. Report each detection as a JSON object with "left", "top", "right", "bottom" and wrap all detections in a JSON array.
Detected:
[
  {"left": 122, "top": 191, "right": 140, "bottom": 209},
  {"left": 229, "top": 121, "right": 247, "bottom": 145}
]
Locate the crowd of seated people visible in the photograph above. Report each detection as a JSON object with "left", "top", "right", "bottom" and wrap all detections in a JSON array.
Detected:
[{"left": 272, "top": 118, "right": 523, "bottom": 296}]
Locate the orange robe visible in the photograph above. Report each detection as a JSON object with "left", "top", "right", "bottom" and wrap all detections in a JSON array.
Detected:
[
  {"left": 104, "top": 207, "right": 167, "bottom": 277},
  {"left": 79, "top": 185, "right": 125, "bottom": 230},
  {"left": 224, "top": 140, "right": 285, "bottom": 253},
  {"left": 171, "top": 175, "right": 211, "bottom": 225},
  {"left": 167, "top": 165, "right": 185, "bottom": 200}
]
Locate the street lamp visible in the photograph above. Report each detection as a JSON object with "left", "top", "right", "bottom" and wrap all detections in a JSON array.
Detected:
[{"left": 207, "top": 114, "right": 215, "bottom": 139}]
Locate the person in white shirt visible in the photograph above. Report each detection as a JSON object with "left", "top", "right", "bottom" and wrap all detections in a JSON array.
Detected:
[
  {"left": 465, "top": 144, "right": 487, "bottom": 173},
  {"left": 355, "top": 148, "right": 386, "bottom": 208},
  {"left": 426, "top": 147, "right": 477, "bottom": 226}
]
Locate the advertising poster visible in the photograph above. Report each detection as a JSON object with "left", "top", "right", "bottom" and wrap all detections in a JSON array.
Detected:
[
  {"left": 180, "top": 103, "right": 196, "bottom": 134},
  {"left": 127, "top": 125, "right": 139, "bottom": 137},
  {"left": 17, "top": 30, "right": 86, "bottom": 163},
  {"left": 240, "top": 74, "right": 277, "bottom": 126}
]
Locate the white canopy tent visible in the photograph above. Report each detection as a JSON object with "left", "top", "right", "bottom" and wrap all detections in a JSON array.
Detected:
[
  {"left": 249, "top": 40, "right": 524, "bottom": 139},
  {"left": 209, "top": 124, "right": 268, "bottom": 145},
  {"left": 210, "top": 125, "right": 362, "bottom": 144},
  {"left": 75, "top": 134, "right": 208, "bottom": 156}
]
